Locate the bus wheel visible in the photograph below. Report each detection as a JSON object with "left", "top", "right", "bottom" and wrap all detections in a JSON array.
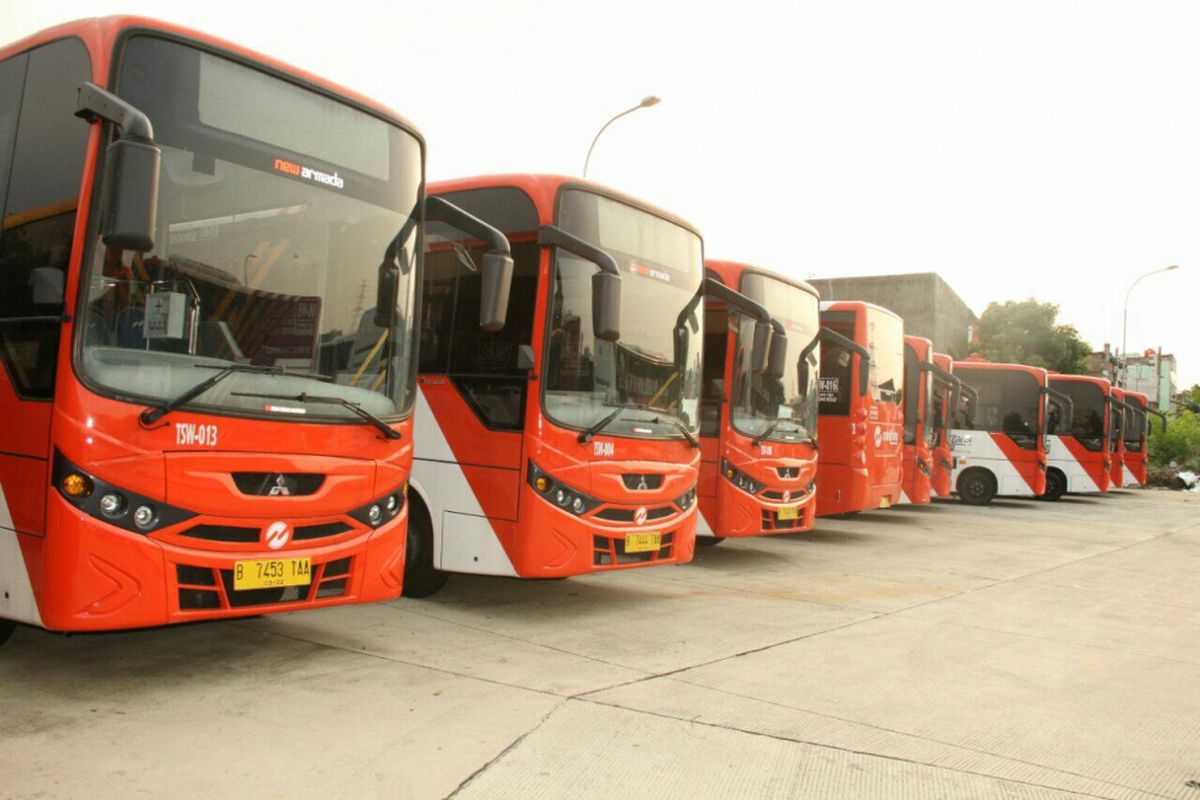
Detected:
[
  {"left": 402, "top": 505, "right": 448, "bottom": 599},
  {"left": 1041, "top": 469, "right": 1066, "bottom": 502},
  {"left": 0, "top": 618, "right": 15, "bottom": 646},
  {"left": 696, "top": 536, "right": 725, "bottom": 547},
  {"left": 957, "top": 470, "right": 996, "bottom": 506}
]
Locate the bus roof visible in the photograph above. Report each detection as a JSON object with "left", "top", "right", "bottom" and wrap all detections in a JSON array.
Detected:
[
  {"left": 704, "top": 260, "right": 820, "bottom": 300},
  {"left": 1049, "top": 374, "right": 1111, "bottom": 391},
  {"left": 428, "top": 174, "right": 702, "bottom": 237},
  {"left": 952, "top": 360, "right": 1048, "bottom": 383},
  {"left": 0, "top": 16, "right": 422, "bottom": 142},
  {"left": 819, "top": 299, "right": 902, "bottom": 321}
]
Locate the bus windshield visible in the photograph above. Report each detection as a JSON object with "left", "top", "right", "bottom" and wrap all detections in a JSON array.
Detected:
[
  {"left": 1050, "top": 380, "right": 1106, "bottom": 451},
  {"left": 730, "top": 273, "right": 819, "bottom": 443},
  {"left": 543, "top": 190, "right": 703, "bottom": 439},
  {"left": 867, "top": 309, "right": 903, "bottom": 406},
  {"left": 78, "top": 36, "right": 422, "bottom": 422},
  {"left": 954, "top": 367, "right": 1041, "bottom": 448}
]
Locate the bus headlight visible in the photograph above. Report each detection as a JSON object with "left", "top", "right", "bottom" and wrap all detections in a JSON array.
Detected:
[
  {"left": 351, "top": 487, "right": 407, "bottom": 529},
  {"left": 53, "top": 451, "right": 195, "bottom": 535},
  {"left": 674, "top": 487, "right": 696, "bottom": 510},
  {"left": 527, "top": 461, "right": 601, "bottom": 516},
  {"left": 720, "top": 459, "right": 764, "bottom": 495}
]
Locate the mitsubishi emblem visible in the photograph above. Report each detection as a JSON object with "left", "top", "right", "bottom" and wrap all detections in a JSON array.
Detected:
[
  {"left": 267, "top": 474, "right": 291, "bottom": 496},
  {"left": 636, "top": 475, "right": 648, "bottom": 491}
]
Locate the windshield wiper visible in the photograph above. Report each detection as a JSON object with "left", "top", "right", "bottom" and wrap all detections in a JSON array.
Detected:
[
  {"left": 752, "top": 420, "right": 804, "bottom": 447},
  {"left": 578, "top": 401, "right": 697, "bottom": 447},
  {"left": 139, "top": 363, "right": 330, "bottom": 426},
  {"left": 653, "top": 413, "right": 700, "bottom": 448},
  {"left": 231, "top": 391, "right": 401, "bottom": 440}
]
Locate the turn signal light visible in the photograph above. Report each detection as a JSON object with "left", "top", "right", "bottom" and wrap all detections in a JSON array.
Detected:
[
  {"left": 534, "top": 476, "right": 551, "bottom": 493},
  {"left": 61, "top": 472, "right": 93, "bottom": 498}
]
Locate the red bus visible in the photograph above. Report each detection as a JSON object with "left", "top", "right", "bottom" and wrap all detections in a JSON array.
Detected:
[
  {"left": 949, "top": 361, "right": 1049, "bottom": 504},
  {"left": 1118, "top": 390, "right": 1164, "bottom": 487},
  {"left": 696, "top": 261, "right": 820, "bottom": 541},
  {"left": 898, "top": 335, "right": 935, "bottom": 506},
  {"left": 1043, "top": 375, "right": 1112, "bottom": 500},
  {"left": 929, "top": 352, "right": 972, "bottom": 498},
  {"left": 407, "top": 175, "right": 704, "bottom": 596},
  {"left": 0, "top": 18, "right": 511, "bottom": 645},
  {"left": 815, "top": 301, "right": 904, "bottom": 516},
  {"left": 1109, "top": 387, "right": 1126, "bottom": 488}
]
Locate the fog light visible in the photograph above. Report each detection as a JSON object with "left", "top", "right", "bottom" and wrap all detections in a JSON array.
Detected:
[
  {"left": 132, "top": 505, "right": 156, "bottom": 529},
  {"left": 61, "top": 472, "right": 92, "bottom": 498},
  {"left": 534, "top": 476, "right": 551, "bottom": 493},
  {"left": 99, "top": 492, "right": 126, "bottom": 517},
  {"left": 368, "top": 504, "right": 383, "bottom": 525},
  {"left": 572, "top": 496, "right": 585, "bottom": 514}
]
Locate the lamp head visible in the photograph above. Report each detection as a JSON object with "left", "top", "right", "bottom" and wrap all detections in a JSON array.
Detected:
[{"left": 640, "top": 96, "right": 661, "bottom": 108}]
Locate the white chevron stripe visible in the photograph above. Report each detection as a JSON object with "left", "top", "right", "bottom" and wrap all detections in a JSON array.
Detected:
[{"left": 0, "top": 484, "right": 42, "bottom": 626}]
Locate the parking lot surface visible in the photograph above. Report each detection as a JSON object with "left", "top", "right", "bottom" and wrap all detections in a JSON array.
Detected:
[{"left": 2, "top": 490, "right": 1198, "bottom": 799}]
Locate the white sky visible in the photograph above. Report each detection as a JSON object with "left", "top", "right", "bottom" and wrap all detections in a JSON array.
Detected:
[{"left": 5, "top": 0, "right": 1197, "bottom": 386}]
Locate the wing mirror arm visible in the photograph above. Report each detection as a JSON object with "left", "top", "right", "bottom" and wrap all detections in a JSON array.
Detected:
[
  {"left": 427, "top": 196, "right": 514, "bottom": 332},
  {"left": 539, "top": 225, "right": 621, "bottom": 342}
]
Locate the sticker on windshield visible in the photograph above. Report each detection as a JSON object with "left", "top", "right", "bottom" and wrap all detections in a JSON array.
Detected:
[
  {"left": 273, "top": 158, "right": 345, "bottom": 190},
  {"left": 265, "top": 404, "right": 306, "bottom": 415},
  {"left": 628, "top": 262, "right": 671, "bottom": 283}
]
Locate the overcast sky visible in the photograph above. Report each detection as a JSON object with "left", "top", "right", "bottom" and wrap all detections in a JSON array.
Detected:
[{"left": 5, "top": 0, "right": 1197, "bottom": 386}]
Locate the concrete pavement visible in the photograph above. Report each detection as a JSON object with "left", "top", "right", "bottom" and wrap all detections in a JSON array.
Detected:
[{"left": 1, "top": 490, "right": 1197, "bottom": 799}]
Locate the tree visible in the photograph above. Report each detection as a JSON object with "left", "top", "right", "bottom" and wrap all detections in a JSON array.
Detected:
[
  {"left": 1149, "top": 384, "right": 1200, "bottom": 470},
  {"left": 975, "top": 299, "right": 1092, "bottom": 373}
]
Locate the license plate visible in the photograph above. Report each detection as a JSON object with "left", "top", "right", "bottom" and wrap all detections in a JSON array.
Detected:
[
  {"left": 879, "top": 496, "right": 892, "bottom": 508},
  {"left": 778, "top": 505, "right": 799, "bottom": 520},
  {"left": 234, "top": 557, "right": 312, "bottom": 591},
  {"left": 623, "top": 532, "right": 661, "bottom": 553}
]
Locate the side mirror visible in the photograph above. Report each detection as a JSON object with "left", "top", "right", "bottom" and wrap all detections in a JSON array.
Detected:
[
  {"left": 858, "top": 353, "right": 870, "bottom": 397},
  {"left": 750, "top": 322, "right": 771, "bottom": 372},
  {"left": 479, "top": 251, "right": 514, "bottom": 333},
  {"left": 592, "top": 270, "right": 621, "bottom": 342},
  {"left": 76, "top": 83, "right": 161, "bottom": 253},
  {"left": 374, "top": 261, "right": 399, "bottom": 329},
  {"left": 765, "top": 330, "right": 788, "bottom": 379},
  {"left": 673, "top": 325, "right": 689, "bottom": 373}
]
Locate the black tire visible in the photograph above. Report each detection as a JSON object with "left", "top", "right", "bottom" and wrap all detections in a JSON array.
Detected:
[
  {"left": 0, "top": 618, "right": 15, "bottom": 647},
  {"left": 957, "top": 469, "right": 997, "bottom": 506},
  {"left": 402, "top": 503, "right": 449, "bottom": 598},
  {"left": 1041, "top": 469, "right": 1066, "bottom": 502},
  {"left": 696, "top": 536, "right": 725, "bottom": 547}
]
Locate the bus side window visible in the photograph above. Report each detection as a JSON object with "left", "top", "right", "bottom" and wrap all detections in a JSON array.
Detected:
[{"left": 0, "top": 40, "right": 91, "bottom": 400}]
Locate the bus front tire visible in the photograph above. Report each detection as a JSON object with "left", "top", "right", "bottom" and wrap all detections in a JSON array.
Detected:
[
  {"left": 1041, "top": 469, "right": 1066, "bottom": 502},
  {"left": 957, "top": 470, "right": 997, "bottom": 506},
  {"left": 0, "top": 618, "right": 15, "bottom": 646},
  {"left": 402, "top": 505, "right": 448, "bottom": 599},
  {"left": 696, "top": 536, "right": 725, "bottom": 547}
]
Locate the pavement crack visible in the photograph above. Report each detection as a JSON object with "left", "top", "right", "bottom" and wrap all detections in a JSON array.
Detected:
[{"left": 444, "top": 702, "right": 564, "bottom": 799}]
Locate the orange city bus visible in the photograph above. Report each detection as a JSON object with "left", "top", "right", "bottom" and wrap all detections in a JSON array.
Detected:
[
  {"left": 897, "top": 335, "right": 935, "bottom": 506},
  {"left": 696, "top": 261, "right": 820, "bottom": 542},
  {"left": 407, "top": 175, "right": 704, "bottom": 596},
  {"left": 815, "top": 301, "right": 904, "bottom": 516},
  {"left": 1109, "top": 387, "right": 1127, "bottom": 488},
  {"left": 929, "top": 351, "right": 972, "bottom": 498},
  {"left": 1042, "top": 374, "right": 1112, "bottom": 500},
  {"left": 1118, "top": 390, "right": 1164, "bottom": 487},
  {"left": 949, "top": 361, "right": 1050, "bottom": 504},
  {"left": 0, "top": 18, "right": 511, "bottom": 644}
]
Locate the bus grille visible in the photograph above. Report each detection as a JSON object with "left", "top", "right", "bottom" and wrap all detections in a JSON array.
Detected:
[
  {"left": 593, "top": 506, "right": 675, "bottom": 523},
  {"left": 621, "top": 474, "right": 664, "bottom": 490},
  {"left": 761, "top": 509, "right": 807, "bottom": 532},
  {"left": 174, "top": 558, "right": 352, "bottom": 611},
  {"left": 592, "top": 532, "right": 674, "bottom": 566},
  {"left": 179, "top": 521, "right": 352, "bottom": 544}
]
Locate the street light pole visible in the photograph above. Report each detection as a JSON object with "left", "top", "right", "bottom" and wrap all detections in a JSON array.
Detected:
[
  {"left": 583, "top": 96, "right": 661, "bottom": 179},
  {"left": 1120, "top": 264, "right": 1179, "bottom": 386}
]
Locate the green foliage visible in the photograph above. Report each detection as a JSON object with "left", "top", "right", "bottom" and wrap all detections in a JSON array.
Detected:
[
  {"left": 1149, "top": 384, "right": 1200, "bottom": 470},
  {"left": 976, "top": 299, "right": 1093, "bottom": 373}
]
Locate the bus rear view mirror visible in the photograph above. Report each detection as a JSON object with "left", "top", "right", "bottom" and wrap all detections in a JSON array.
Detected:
[
  {"left": 374, "top": 261, "right": 399, "bottom": 329},
  {"left": 479, "top": 251, "right": 514, "bottom": 333},
  {"left": 765, "top": 329, "right": 788, "bottom": 379},
  {"left": 76, "top": 82, "right": 160, "bottom": 253},
  {"left": 750, "top": 322, "right": 771, "bottom": 372},
  {"left": 858, "top": 355, "right": 870, "bottom": 397},
  {"left": 592, "top": 270, "right": 621, "bottom": 342}
]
